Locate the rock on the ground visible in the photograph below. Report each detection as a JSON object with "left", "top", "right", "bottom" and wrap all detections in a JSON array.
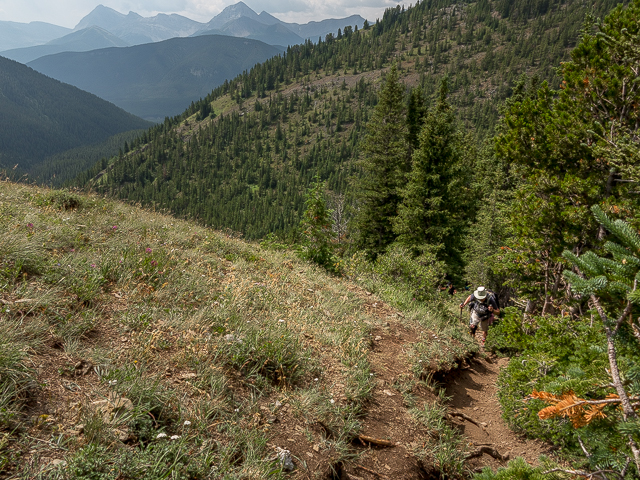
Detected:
[{"left": 276, "top": 447, "right": 295, "bottom": 471}]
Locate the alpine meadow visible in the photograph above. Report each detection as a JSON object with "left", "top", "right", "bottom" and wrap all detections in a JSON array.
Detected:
[{"left": 2, "top": 0, "right": 640, "bottom": 479}]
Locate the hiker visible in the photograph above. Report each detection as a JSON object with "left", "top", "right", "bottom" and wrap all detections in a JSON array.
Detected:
[
  {"left": 460, "top": 286, "right": 500, "bottom": 345},
  {"left": 439, "top": 281, "right": 456, "bottom": 295}
]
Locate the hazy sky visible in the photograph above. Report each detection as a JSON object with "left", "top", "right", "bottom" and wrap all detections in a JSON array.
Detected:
[{"left": 0, "top": 0, "right": 400, "bottom": 27}]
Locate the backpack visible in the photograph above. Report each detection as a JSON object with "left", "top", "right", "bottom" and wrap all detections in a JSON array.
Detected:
[
  {"left": 486, "top": 290, "right": 500, "bottom": 310},
  {"left": 472, "top": 301, "right": 491, "bottom": 320}
]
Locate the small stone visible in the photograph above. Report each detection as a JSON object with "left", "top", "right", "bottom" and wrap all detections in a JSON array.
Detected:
[
  {"left": 374, "top": 336, "right": 382, "bottom": 341},
  {"left": 383, "top": 390, "right": 396, "bottom": 397},
  {"left": 51, "top": 459, "right": 66, "bottom": 467},
  {"left": 480, "top": 422, "right": 488, "bottom": 427},
  {"left": 276, "top": 447, "right": 295, "bottom": 472},
  {"left": 313, "top": 444, "right": 320, "bottom": 452},
  {"left": 113, "top": 429, "right": 130, "bottom": 442},
  {"left": 306, "top": 452, "right": 314, "bottom": 458}
]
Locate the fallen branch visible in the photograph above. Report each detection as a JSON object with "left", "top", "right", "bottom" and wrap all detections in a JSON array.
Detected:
[
  {"left": 543, "top": 467, "right": 623, "bottom": 479},
  {"left": 466, "top": 446, "right": 509, "bottom": 462},
  {"left": 357, "top": 434, "right": 396, "bottom": 447},
  {"left": 355, "top": 464, "right": 385, "bottom": 478},
  {"left": 450, "top": 412, "right": 487, "bottom": 431}
]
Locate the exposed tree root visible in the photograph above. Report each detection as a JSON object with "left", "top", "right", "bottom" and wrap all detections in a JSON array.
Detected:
[{"left": 466, "top": 445, "right": 510, "bottom": 462}]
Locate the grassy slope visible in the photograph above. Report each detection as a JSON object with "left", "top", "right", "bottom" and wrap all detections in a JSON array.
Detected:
[{"left": 0, "top": 180, "right": 476, "bottom": 479}]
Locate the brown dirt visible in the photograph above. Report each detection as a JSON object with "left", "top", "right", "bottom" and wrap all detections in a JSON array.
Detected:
[
  {"left": 334, "top": 297, "right": 554, "bottom": 480},
  {"left": 445, "top": 354, "right": 555, "bottom": 473}
]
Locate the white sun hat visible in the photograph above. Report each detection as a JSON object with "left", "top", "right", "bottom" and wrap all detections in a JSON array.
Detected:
[{"left": 473, "top": 286, "right": 487, "bottom": 300}]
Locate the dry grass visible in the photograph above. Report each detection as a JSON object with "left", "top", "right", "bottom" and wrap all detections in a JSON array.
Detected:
[{"left": 0, "top": 180, "right": 476, "bottom": 479}]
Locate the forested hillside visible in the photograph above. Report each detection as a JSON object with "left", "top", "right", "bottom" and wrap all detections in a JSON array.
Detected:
[
  {"left": 79, "top": 0, "right": 623, "bottom": 240},
  {"left": 0, "top": 56, "right": 151, "bottom": 179}
]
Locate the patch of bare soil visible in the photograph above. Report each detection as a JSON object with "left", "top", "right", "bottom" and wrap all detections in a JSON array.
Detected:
[
  {"left": 445, "top": 352, "right": 554, "bottom": 473},
  {"left": 337, "top": 294, "right": 554, "bottom": 479},
  {"left": 346, "top": 322, "right": 433, "bottom": 480}
]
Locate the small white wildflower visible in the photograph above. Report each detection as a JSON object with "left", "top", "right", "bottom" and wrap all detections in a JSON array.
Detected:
[
  {"left": 314, "top": 378, "right": 318, "bottom": 382},
  {"left": 330, "top": 399, "right": 335, "bottom": 404},
  {"left": 369, "top": 373, "right": 374, "bottom": 376},
  {"left": 234, "top": 408, "right": 239, "bottom": 412},
  {"left": 183, "top": 421, "right": 191, "bottom": 426},
  {"left": 278, "top": 319, "right": 285, "bottom": 323},
  {"left": 156, "top": 433, "right": 167, "bottom": 439},
  {"left": 108, "top": 380, "right": 117, "bottom": 386},
  {"left": 170, "top": 435, "right": 180, "bottom": 440}
]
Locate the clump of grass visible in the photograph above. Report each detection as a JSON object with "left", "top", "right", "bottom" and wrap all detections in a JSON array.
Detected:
[
  {"left": 410, "top": 391, "right": 468, "bottom": 478},
  {"left": 222, "top": 323, "right": 311, "bottom": 386},
  {"left": 0, "top": 319, "right": 47, "bottom": 430},
  {"left": 102, "top": 366, "right": 179, "bottom": 443},
  {"left": 0, "top": 234, "right": 47, "bottom": 285},
  {"left": 36, "top": 190, "right": 86, "bottom": 211},
  {"left": 291, "top": 389, "right": 362, "bottom": 465}
]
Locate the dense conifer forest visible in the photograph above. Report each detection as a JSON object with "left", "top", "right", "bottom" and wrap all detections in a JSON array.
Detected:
[{"left": 78, "top": 0, "right": 623, "bottom": 240}]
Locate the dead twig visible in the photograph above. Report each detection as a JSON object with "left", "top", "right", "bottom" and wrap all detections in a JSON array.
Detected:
[
  {"left": 449, "top": 412, "right": 487, "bottom": 431},
  {"left": 466, "top": 446, "right": 509, "bottom": 462},
  {"left": 355, "top": 464, "right": 386, "bottom": 478},
  {"left": 357, "top": 434, "right": 396, "bottom": 447}
]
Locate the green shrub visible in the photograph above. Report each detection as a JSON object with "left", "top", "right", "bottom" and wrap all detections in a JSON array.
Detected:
[
  {"left": 472, "top": 457, "right": 568, "bottom": 479},
  {"left": 39, "top": 190, "right": 85, "bottom": 210},
  {"left": 372, "top": 244, "right": 445, "bottom": 301},
  {"left": 491, "top": 312, "right": 636, "bottom": 472}
]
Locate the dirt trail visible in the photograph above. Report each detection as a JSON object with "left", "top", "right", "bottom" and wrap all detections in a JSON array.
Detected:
[
  {"left": 340, "top": 303, "right": 552, "bottom": 479},
  {"left": 445, "top": 354, "right": 553, "bottom": 473},
  {"left": 348, "top": 323, "right": 433, "bottom": 479}
]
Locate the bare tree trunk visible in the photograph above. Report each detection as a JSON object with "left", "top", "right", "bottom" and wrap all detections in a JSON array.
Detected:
[{"left": 591, "top": 294, "right": 640, "bottom": 475}]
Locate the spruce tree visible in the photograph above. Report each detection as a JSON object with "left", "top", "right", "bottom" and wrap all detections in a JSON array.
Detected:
[
  {"left": 393, "top": 79, "right": 471, "bottom": 273},
  {"left": 560, "top": 205, "right": 640, "bottom": 476},
  {"left": 352, "top": 64, "right": 409, "bottom": 259}
]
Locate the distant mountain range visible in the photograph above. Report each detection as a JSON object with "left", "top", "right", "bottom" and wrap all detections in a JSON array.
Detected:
[
  {"left": 27, "top": 35, "right": 281, "bottom": 121},
  {"left": 73, "top": 5, "right": 204, "bottom": 44},
  {"left": 1, "top": 26, "right": 130, "bottom": 64},
  {"left": 1, "top": 2, "right": 366, "bottom": 61},
  {"left": 0, "top": 21, "right": 71, "bottom": 51},
  {"left": 0, "top": 56, "right": 151, "bottom": 176},
  {"left": 1, "top": 2, "right": 365, "bottom": 121}
]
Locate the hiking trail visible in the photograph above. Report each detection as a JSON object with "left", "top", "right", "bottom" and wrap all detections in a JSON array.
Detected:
[{"left": 334, "top": 293, "right": 552, "bottom": 480}]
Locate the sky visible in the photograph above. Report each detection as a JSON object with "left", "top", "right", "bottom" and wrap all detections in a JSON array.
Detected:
[{"left": 0, "top": 0, "right": 400, "bottom": 28}]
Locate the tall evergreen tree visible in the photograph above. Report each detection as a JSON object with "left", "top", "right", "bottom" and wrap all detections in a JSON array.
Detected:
[
  {"left": 393, "top": 79, "right": 472, "bottom": 276},
  {"left": 352, "top": 64, "right": 409, "bottom": 259}
]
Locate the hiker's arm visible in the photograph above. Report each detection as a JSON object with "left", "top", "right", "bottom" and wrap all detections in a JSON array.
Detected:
[
  {"left": 488, "top": 300, "right": 500, "bottom": 315},
  {"left": 460, "top": 294, "right": 473, "bottom": 308}
]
